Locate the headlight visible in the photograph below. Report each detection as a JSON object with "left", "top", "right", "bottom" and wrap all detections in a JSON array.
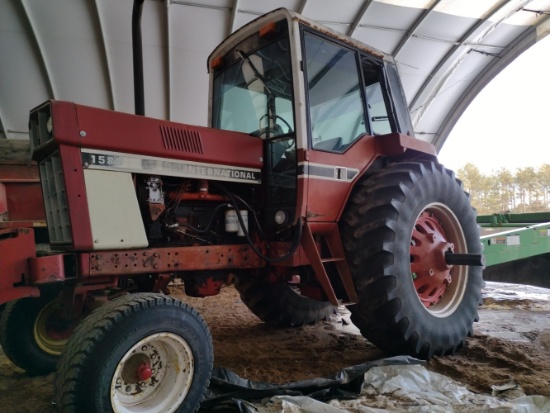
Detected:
[{"left": 274, "top": 210, "right": 287, "bottom": 225}]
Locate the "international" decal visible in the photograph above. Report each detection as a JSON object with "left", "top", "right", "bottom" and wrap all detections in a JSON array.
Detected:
[{"left": 81, "top": 149, "right": 261, "bottom": 184}]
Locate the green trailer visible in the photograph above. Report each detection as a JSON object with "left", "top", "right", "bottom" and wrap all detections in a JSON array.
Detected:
[{"left": 478, "top": 212, "right": 550, "bottom": 288}]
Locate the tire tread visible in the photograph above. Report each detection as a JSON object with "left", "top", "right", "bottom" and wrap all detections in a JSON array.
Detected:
[
  {"left": 234, "top": 278, "right": 336, "bottom": 327},
  {"left": 55, "top": 293, "right": 212, "bottom": 413},
  {"left": 341, "top": 161, "right": 483, "bottom": 359}
]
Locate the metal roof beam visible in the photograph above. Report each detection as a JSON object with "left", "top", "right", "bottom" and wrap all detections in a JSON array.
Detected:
[
  {"left": 434, "top": 23, "right": 540, "bottom": 150},
  {"left": 347, "top": 0, "right": 373, "bottom": 37},
  {"left": 392, "top": 0, "right": 441, "bottom": 57},
  {"left": 237, "top": 9, "right": 264, "bottom": 17},
  {"left": 93, "top": 0, "right": 115, "bottom": 110},
  {"left": 0, "top": 109, "right": 6, "bottom": 139},
  {"left": 19, "top": 0, "right": 56, "bottom": 99},
  {"left": 228, "top": 0, "right": 239, "bottom": 35},
  {"left": 297, "top": 0, "right": 309, "bottom": 15},
  {"left": 409, "top": 0, "right": 532, "bottom": 127},
  {"left": 357, "top": 24, "right": 405, "bottom": 33},
  {"left": 170, "top": 1, "right": 231, "bottom": 12}
]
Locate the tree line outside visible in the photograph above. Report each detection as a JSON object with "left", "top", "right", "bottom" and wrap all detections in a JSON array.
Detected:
[{"left": 454, "top": 163, "right": 550, "bottom": 215}]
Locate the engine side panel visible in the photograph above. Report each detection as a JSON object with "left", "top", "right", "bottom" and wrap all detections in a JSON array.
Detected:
[
  {"left": 84, "top": 170, "right": 148, "bottom": 250},
  {"left": 72, "top": 103, "right": 263, "bottom": 170}
]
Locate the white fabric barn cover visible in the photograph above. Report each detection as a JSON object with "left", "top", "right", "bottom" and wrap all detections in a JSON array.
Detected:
[{"left": 1, "top": 0, "right": 549, "bottom": 150}]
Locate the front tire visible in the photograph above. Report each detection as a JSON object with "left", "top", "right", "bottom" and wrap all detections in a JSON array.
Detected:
[
  {"left": 54, "top": 293, "right": 213, "bottom": 413},
  {"left": 341, "top": 162, "right": 483, "bottom": 359}
]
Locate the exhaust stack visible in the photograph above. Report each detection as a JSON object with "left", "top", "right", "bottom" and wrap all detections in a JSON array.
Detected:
[{"left": 132, "top": 0, "right": 145, "bottom": 116}]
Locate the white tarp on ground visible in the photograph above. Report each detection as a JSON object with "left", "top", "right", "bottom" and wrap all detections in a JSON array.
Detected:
[{"left": 245, "top": 364, "right": 550, "bottom": 413}]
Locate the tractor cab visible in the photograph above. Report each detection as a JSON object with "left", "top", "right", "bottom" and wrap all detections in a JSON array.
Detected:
[{"left": 208, "top": 8, "right": 417, "bottom": 229}]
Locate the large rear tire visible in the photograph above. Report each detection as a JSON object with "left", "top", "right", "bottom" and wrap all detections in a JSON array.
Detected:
[
  {"left": 0, "top": 295, "right": 71, "bottom": 375},
  {"left": 235, "top": 272, "right": 336, "bottom": 326},
  {"left": 54, "top": 293, "right": 213, "bottom": 413},
  {"left": 341, "top": 162, "right": 483, "bottom": 359}
]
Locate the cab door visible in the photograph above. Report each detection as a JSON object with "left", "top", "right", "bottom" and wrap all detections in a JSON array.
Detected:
[{"left": 300, "top": 30, "right": 395, "bottom": 222}]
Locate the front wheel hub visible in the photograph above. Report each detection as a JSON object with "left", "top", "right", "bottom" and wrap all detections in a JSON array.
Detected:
[{"left": 136, "top": 361, "right": 153, "bottom": 382}]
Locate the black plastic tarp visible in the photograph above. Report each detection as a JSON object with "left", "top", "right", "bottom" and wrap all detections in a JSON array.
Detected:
[{"left": 199, "top": 356, "right": 423, "bottom": 412}]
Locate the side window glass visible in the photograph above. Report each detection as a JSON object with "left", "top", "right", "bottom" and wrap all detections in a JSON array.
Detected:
[
  {"left": 304, "top": 33, "right": 366, "bottom": 152},
  {"left": 363, "top": 59, "right": 392, "bottom": 135}
]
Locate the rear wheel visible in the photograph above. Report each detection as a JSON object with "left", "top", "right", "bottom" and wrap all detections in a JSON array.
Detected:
[
  {"left": 54, "top": 293, "right": 213, "bottom": 413},
  {"left": 341, "top": 162, "right": 483, "bottom": 359},
  {"left": 235, "top": 269, "right": 336, "bottom": 326},
  {"left": 0, "top": 295, "right": 72, "bottom": 375}
]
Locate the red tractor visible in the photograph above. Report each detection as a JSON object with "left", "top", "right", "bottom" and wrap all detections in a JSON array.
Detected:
[{"left": 0, "top": 5, "right": 484, "bottom": 413}]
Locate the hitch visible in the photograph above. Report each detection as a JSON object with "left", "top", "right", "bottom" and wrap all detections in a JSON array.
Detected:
[{"left": 445, "top": 252, "right": 485, "bottom": 267}]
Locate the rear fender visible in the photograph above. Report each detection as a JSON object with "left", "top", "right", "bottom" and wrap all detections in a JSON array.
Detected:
[{"left": 375, "top": 132, "right": 437, "bottom": 157}]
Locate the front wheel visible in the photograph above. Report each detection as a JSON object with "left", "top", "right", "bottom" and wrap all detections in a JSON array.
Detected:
[
  {"left": 54, "top": 293, "right": 213, "bottom": 413},
  {"left": 341, "top": 162, "right": 483, "bottom": 359},
  {"left": 0, "top": 295, "right": 73, "bottom": 375}
]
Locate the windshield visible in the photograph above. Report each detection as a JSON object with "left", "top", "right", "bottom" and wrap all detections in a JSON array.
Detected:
[{"left": 212, "top": 37, "right": 294, "bottom": 138}]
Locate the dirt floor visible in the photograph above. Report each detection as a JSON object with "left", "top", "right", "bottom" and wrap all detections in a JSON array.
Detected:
[{"left": 0, "top": 281, "right": 549, "bottom": 412}]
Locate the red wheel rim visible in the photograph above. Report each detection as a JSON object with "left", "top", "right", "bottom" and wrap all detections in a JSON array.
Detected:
[{"left": 410, "top": 211, "right": 455, "bottom": 308}]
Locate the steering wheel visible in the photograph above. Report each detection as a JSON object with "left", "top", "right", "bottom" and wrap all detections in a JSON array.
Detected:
[
  {"left": 273, "top": 115, "right": 293, "bottom": 134},
  {"left": 259, "top": 114, "right": 293, "bottom": 137}
]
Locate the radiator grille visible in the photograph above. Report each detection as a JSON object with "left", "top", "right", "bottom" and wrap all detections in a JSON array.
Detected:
[
  {"left": 40, "top": 151, "right": 72, "bottom": 245},
  {"left": 160, "top": 126, "right": 204, "bottom": 154},
  {"left": 29, "top": 103, "right": 54, "bottom": 151}
]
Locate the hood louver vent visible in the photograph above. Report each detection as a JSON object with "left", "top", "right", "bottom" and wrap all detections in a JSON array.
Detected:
[{"left": 160, "top": 125, "right": 204, "bottom": 154}]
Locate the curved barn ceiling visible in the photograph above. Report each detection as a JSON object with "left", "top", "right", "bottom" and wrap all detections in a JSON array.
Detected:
[{"left": 1, "top": 0, "right": 549, "bottom": 151}]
